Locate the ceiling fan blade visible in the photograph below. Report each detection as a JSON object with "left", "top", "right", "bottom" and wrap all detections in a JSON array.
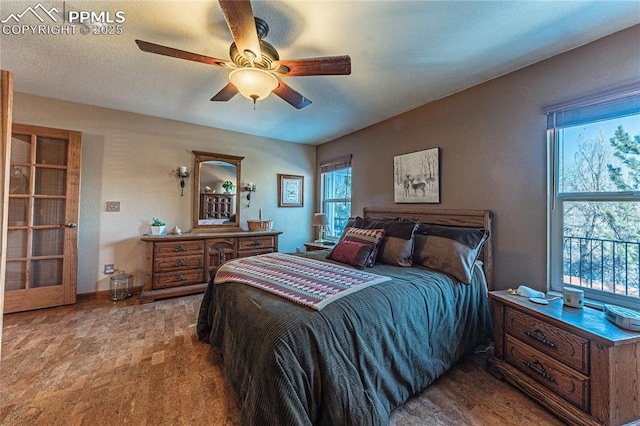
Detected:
[
  {"left": 273, "top": 81, "right": 312, "bottom": 109},
  {"left": 219, "top": 0, "right": 262, "bottom": 61},
  {"left": 211, "top": 83, "right": 238, "bottom": 102},
  {"left": 274, "top": 56, "right": 351, "bottom": 76},
  {"left": 135, "top": 40, "right": 230, "bottom": 67}
]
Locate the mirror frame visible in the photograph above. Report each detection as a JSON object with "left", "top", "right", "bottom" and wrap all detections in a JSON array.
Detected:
[{"left": 191, "top": 150, "right": 244, "bottom": 233}]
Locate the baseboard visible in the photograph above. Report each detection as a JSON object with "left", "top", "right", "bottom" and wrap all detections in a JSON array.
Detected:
[{"left": 77, "top": 286, "right": 143, "bottom": 302}]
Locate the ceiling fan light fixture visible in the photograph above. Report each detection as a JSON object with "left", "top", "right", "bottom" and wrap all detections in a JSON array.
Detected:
[{"left": 229, "top": 68, "right": 278, "bottom": 103}]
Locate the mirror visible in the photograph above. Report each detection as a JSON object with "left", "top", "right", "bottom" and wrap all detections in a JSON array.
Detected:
[{"left": 192, "top": 150, "right": 244, "bottom": 232}]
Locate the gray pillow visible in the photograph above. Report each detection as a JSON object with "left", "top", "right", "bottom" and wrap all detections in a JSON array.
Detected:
[
  {"left": 413, "top": 224, "right": 489, "bottom": 284},
  {"left": 376, "top": 221, "right": 419, "bottom": 267}
]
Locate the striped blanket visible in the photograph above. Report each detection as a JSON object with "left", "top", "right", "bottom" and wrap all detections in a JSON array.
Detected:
[{"left": 213, "top": 252, "right": 391, "bottom": 310}]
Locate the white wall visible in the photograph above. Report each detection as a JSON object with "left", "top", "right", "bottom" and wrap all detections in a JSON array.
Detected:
[{"left": 12, "top": 94, "right": 315, "bottom": 294}]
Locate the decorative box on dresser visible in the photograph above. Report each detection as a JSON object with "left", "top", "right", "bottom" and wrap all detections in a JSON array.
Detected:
[
  {"left": 487, "top": 290, "right": 640, "bottom": 426},
  {"left": 140, "top": 230, "right": 281, "bottom": 303}
]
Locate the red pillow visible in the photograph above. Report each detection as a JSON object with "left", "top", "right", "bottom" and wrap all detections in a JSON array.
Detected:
[
  {"left": 341, "top": 227, "right": 386, "bottom": 267},
  {"left": 326, "top": 240, "right": 374, "bottom": 269}
]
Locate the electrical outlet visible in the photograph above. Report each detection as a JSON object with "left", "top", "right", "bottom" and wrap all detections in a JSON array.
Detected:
[
  {"left": 104, "top": 264, "right": 115, "bottom": 274},
  {"left": 106, "top": 201, "right": 120, "bottom": 212}
]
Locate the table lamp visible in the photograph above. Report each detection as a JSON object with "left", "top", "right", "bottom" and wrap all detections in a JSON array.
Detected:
[{"left": 313, "top": 213, "right": 328, "bottom": 243}]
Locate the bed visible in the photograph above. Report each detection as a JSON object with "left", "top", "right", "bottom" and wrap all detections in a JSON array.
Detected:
[{"left": 197, "top": 207, "right": 494, "bottom": 425}]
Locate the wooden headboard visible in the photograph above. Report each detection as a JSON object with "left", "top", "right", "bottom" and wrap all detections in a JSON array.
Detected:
[{"left": 363, "top": 207, "right": 494, "bottom": 290}]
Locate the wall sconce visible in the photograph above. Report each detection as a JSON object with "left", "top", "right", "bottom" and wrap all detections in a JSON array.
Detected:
[
  {"left": 313, "top": 213, "right": 328, "bottom": 243},
  {"left": 176, "top": 166, "right": 190, "bottom": 196},
  {"left": 244, "top": 182, "right": 257, "bottom": 207}
]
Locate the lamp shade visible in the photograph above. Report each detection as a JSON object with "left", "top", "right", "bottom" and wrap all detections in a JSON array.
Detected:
[
  {"left": 229, "top": 68, "right": 278, "bottom": 101},
  {"left": 313, "top": 213, "right": 328, "bottom": 227}
]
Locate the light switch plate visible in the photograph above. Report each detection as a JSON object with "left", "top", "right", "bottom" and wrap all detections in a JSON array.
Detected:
[{"left": 106, "top": 201, "right": 120, "bottom": 212}]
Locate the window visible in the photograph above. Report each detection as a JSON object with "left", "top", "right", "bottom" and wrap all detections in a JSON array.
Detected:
[
  {"left": 320, "top": 155, "right": 352, "bottom": 240},
  {"left": 547, "top": 83, "right": 640, "bottom": 309}
]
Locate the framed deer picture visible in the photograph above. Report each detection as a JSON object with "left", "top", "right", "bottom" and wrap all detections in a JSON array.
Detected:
[{"left": 393, "top": 147, "right": 440, "bottom": 203}]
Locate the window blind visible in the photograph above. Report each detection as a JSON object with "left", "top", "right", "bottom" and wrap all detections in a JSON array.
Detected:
[
  {"left": 320, "top": 154, "right": 352, "bottom": 174},
  {"left": 544, "top": 82, "right": 640, "bottom": 129}
]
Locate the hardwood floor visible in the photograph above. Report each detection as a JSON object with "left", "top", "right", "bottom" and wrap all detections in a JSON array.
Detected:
[{"left": 1, "top": 294, "right": 565, "bottom": 426}]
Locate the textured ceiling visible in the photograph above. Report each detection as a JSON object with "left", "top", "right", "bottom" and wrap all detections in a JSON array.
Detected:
[{"left": 1, "top": 1, "right": 639, "bottom": 145}]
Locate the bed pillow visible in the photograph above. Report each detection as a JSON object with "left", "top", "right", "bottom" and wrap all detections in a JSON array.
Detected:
[
  {"left": 338, "top": 217, "right": 368, "bottom": 240},
  {"left": 341, "top": 227, "right": 386, "bottom": 267},
  {"left": 375, "top": 221, "right": 419, "bottom": 267},
  {"left": 326, "top": 240, "right": 374, "bottom": 269},
  {"left": 358, "top": 217, "right": 396, "bottom": 230},
  {"left": 413, "top": 224, "right": 489, "bottom": 284},
  {"left": 353, "top": 218, "right": 418, "bottom": 267}
]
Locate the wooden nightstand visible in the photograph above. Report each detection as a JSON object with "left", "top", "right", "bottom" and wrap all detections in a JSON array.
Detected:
[
  {"left": 303, "top": 242, "right": 335, "bottom": 252},
  {"left": 486, "top": 290, "right": 640, "bottom": 426}
]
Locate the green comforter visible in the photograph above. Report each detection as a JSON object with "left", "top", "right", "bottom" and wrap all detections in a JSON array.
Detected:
[{"left": 197, "top": 251, "right": 492, "bottom": 425}]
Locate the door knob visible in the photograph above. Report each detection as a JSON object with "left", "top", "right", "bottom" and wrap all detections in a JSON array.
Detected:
[{"left": 60, "top": 222, "right": 77, "bottom": 228}]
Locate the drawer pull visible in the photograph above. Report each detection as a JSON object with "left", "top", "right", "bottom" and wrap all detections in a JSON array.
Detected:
[
  {"left": 173, "top": 245, "right": 188, "bottom": 252},
  {"left": 250, "top": 240, "right": 262, "bottom": 246},
  {"left": 173, "top": 259, "right": 188, "bottom": 267},
  {"left": 523, "top": 329, "right": 556, "bottom": 348},
  {"left": 521, "top": 359, "right": 555, "bottom": 383},
  {"left": 172, "top": 275, "right": 187, "bottom": 282}
]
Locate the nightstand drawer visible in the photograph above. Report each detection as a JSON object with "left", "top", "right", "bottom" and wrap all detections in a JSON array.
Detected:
[
  {"left": 505, "top": 335, "right": 590, "bottom": 411},
  {"left": 505, "top": 307, "right": 589, "bottom": 374}
]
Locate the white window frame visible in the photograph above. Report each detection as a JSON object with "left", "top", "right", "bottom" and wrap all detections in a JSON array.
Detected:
[
  {"left": 546, "top": 83, "right": 640, "bottom": 310},
  {"left": 319, "top": 155, "right": 352, "bottom": 241}
]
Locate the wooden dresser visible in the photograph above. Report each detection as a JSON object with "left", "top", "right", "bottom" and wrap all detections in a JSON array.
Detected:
[
  {"left": 487, "top": 291, "right": 640, "bottom": 426},
  {"left": 140, "top": 230, "right": 281, "bottom": 303}
]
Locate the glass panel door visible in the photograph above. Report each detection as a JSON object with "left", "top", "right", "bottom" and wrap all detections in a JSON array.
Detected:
[{"left": 4, "top": 123, "right": 81, "bottom": 313}]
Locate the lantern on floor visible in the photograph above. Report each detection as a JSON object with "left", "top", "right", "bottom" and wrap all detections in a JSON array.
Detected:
[{"left": 110, "top": 271, "right": 133, "bottom": 301}]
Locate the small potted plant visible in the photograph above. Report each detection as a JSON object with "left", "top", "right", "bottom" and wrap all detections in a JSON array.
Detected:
[
  {"left": 222, "top": 180, "right": 235, "bottom": 194},
  {"left": 150, "top": 217, "right": 166, "bottom": 235}
]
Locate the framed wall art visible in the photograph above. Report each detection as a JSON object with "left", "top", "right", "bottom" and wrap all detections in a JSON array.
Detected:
[
  {"left": 278, "top": 174, "right": 304, "bottom": 207},
  {"left": 393, "top": 147, "right": 440, "bottom": 203}
]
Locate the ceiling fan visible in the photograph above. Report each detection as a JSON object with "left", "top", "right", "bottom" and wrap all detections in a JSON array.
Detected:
[{"left": 135, "top": 0, "right": 351, "bottom": 109}]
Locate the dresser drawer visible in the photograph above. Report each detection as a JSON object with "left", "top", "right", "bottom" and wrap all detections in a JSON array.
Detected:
[
  {"left": 154, "top": 240, "right": 204, "bottom": 257},
  {"left": 237, "top": 248, "right": 274, "bottom": 258},
  {"left": 505, "top": 335, "right": 590, "bottom": 411},
  {"left": 505, "top": 307, "right": 589, "bottom": 374},
  {"left": 153, "top": 270, "right": 204, "bottom": 289},
  {"left": 238, "top": 236, "right": 274, "bottom": 251},
  {"left": 154, "top": 255, "right": 204, "bottom": 273}
]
